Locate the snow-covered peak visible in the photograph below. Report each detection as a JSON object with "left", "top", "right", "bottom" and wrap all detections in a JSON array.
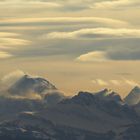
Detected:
[
  {"left": 125, "top": 86, "right": 140, "bottom": 105},
  {"left": 60, "top": 89, "right": 123, "bottom": 107},
  {"left": 95, "top": 89, "right": 122, "bottom": 102},
  {"left": 8, "top": 74, "right": 57, "bottom": 96},
  {"left": 131, "top": 86, "right": 140, "bottom": 93}
]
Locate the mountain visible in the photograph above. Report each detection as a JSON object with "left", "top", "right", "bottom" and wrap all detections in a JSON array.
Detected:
[
  {"left": 44, "top": 92, "right": 66, "bottom": 107},
  {"left": 0, "top": 97, "right": 46, "bottom": 122},
  {"left": 94, "top": 89, "right": 123, "bottom": 103},
  {"left": 8, "top": 74, "right": 57, "bottom": 97},
  {"left": 0, "top": 89, "right": 139, "bottom": 139},
  {"left": 0, "top": 74, "right": 65, "bottom": 122},
  {"left": 0, "top": 73, "right": 140, "bottom": 139},
  {"left": 0, "top": 92, "right": 65, "bottom": 122},
  {"left": 133, "top": 102, "right": 140, "bottom": 116},
  {"left": 0, "top": 112, "right": 115, "bottom": 140},
  {"left": 0, "top": 91, "right": 138, "bottom": 140},
  {"left": 38, "top": 91, "right": 138, "bottom": 133},
  {"left": 115, "top": 123, "right": 140, "bottom": 140},
  {"left": 124, "top": 86, "right": 140, "bottom": 105}
]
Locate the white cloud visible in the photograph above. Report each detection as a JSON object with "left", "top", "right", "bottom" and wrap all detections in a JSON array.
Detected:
[
  {"left": 1, "top": 70, "right": 25, "bottom": 88},
  {"left": 77, "top": 46, "right": 140, "bottom": 62},
  {"left": 96, "top": 79, "right": 109, "bottom": 86},
  {"left": 0, "top": 38, "right": 31, "bottom": 46},
  {"left": 44, "top": 28, "right": 140, "bottom": 40},
  {"left": 124, "top": 79, "right": 139, "bottom": 87},
  {"left": 110, "top": 80, "right": 120, "bottom": 86},
  {"left": 77, "top": 51, "right": 108, "bottom": 62},
  {"left": 0, "top": 32, "right": 18, "bottom": 37},
  {"left": 92, "top": 79, "right": 139, "bottom": 87}
]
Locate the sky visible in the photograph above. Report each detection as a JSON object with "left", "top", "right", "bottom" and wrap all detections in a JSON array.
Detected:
[{"left": 0, "top": 0, "right": 140, "bottom": 97}]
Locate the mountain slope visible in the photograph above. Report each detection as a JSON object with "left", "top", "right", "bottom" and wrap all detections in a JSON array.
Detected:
[
  {"left": 0, "top": 97, "right": 45, "bottom": 122},
  {"left": 0, "top": 90, "right": 139, "bottom": 139},
  {"left": 0, "top": 74, "right": 66, "bottom": 122},
  {"left": 8, "top": 74, "right": 57, "bottom": 97},
  {"left": 94, "top": 89, "right": 123, "bottom": 103},
  {"left": 124, "top": 86, "right": 140, "bottom": 105},
  {"left": 39, "top": 91, "right": 138, "bottom": 133},
  {"left": 0, "top": 112, "right": 115, "bottom": 140},
  {"left": 115, "top": 123, "right": 140, "bottom": 140}
]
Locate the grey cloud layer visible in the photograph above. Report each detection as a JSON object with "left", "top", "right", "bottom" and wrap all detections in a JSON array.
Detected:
[
  {"left": 108, "top": 48, "right": 140, "bottom": 60},
  {"left": 77, "top": 46, "right": 140, "bottom": 62},
  {"left": 1, "top": 28, "right": 140, "bottom": 61}
]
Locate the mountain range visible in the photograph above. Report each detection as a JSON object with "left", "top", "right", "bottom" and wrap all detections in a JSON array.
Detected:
[{"left": 0, "top": 74, "right": 140, "bottom": 140}]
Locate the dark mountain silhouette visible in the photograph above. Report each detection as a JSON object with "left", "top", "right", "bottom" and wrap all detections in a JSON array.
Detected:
[
  {"left": 40, "top": 91, "right": 138, "bottom": 133},
  {"left": 0, "top": 75, "right": 140, "bottom": 140}
]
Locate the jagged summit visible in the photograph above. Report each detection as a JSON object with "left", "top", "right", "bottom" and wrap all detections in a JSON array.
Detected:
[
  {"left": 94, "top": 88, "right": 123, "bottom": 102},
  {"left": 60, "top": 90, "right": 123, "bottom": 106},
  {"left": 60, "top": 91, "right": 96, "bottom": 106},
  {"left": 125, "top": 86, "right": 140, "bottom": 105},
  {"left": 131, "top": 86, "right": 140, "bottom": 93},
  {"left": 8, "top": 74, "right": 57, "bottom": 96}
]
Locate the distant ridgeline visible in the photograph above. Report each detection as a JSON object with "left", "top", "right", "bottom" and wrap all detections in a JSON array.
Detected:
[{"left": 0, "top": 74, "right": 140, "bottom": 140}]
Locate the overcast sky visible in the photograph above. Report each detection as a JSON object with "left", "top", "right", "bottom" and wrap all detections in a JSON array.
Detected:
[{"left": 0, "top": 0, "right": 140, "bottom": 97}]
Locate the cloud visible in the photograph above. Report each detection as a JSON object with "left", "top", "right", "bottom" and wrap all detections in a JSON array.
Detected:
[
  {"left": 0, "top": 0, "right": 91, "bottom": 12},
  {"left": 92, "top": 79, "right": 109, "bottom": 86},
  {"left": 44, "top": 28, "right": 140, "bottom": 40},
  {"left": 0, "top": 0, "right": 62, "bottom": 9},
  {"left": 96, "top": 79, "right": 109, "bottom": 86},
  {"left": 0, "top": 51, "right": 13, "bottom": 59},
  {"left": 0, "top": 32, "right": 31, "bottom": 59},
  {"left": 92, "top": 79, "right": 139, "bottom": 87},
  {"left": 0, "top": 0, "right": 139, "bottom": 17},
  {"left": 0, "top": 32, "right": 30, "bottom": 51},
  {"left": 124, "top": 79, "right": 139, "bottom": 87},
  {"left": 0, "top": 0, "right": 92, "bottom": 11},
  {"left": 0, "top": 17, "right": 128, "bottom": 28},
  {"left": 0, "top": 70, "right": 41, "bottom": 99},
  {"left": 110, "top": 80, "right": 120, "bottom": 86},
  {"left": 93, "top": 0, "right": 140, "bottom": 9},
  {"left": 107, "top": 48, "right": 140, "bottom": 60},
  {"left": 1, "top": 70, "right": 25, "bottom": 88},
  {"left": 0, "top": 38, "right": 30, "bottom": 46},
  {"left": 77, "top": 46, "right": 140, "bottom": 62},
  {"left": 0, "top": 32, "right": 18, "bottom": 37},
  {"left": 77, "top": 51, "right": 108, "bottom": 62},
  {"left": 0, "top": 70, "right": 65, "bottom": 101},
  {"left": 3, "top": 0, "right": 139, "bottom": 12}
]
